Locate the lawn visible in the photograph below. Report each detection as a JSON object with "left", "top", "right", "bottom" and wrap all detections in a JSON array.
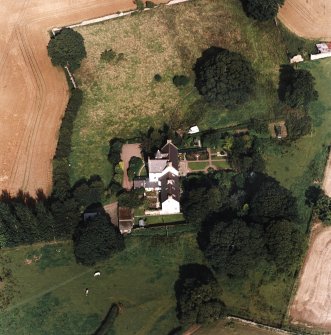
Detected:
[
  {"left": 0, "top": 234, "right": 204, "bottom": 335},
  {"left": 263, "top": 58, "right": 331, "bottom": 226},
  {"left": 70, "top": 0, "right": 288, "bottom": 185},
  {"left": 212, "top": 160, "right": 231, "bottom": 169},
  {"left": 188, "top": 161, "right": 209, "bottom": 170},
  {"left": 143, "top": 213, "right": 185, "bottom": 225}
]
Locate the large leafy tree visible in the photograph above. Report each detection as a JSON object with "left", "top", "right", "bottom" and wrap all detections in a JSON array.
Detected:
[
  {"left": 194, "top": 48, "right": 256, "bottom": 107},
  {"left": 204, "top": 219, "right": 264, "bottom": 276},
  {"left": 266, "top": 220, "right": 304, "bottom": 270},
  {"left": 249, "top": 175, "right": 298, "bottom": 224},
  {"left": 47, "top": 28, "right": 86, "bottom": 71},
  {"left": 175, "top": 264, "right": 226, "bottom": 324},
  {"left": 279, "top": 65, "right": 318, "bottom": 108},
  {"left": 73, "top": 214, "right": 124, "bottom": 265},
  {"left": 243, "top": 0, "right": 284, "bottom": 21}
]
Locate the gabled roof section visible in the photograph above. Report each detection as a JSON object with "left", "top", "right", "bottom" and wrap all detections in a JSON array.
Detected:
[
  {"left": 159, "top": 172, "right": 180, "bottom": 203},
  {"left": 161, "top": 140, "right": 179, "bottom": 169},
  {"left": 148, "top": 158, "right": 168, "bottom": 173}
]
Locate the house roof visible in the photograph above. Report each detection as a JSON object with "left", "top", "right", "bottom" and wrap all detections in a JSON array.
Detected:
[
  {"left": 159, "top": 172, "right": 180, "bottom": 203},
  {"left": 148, "top": 158, "right": 168, "bottom": 173},
  {"left": 161, "top": 140, "right": 179, "bottom": 169}
]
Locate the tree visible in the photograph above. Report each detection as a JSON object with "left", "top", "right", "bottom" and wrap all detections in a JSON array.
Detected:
[
  {"left": 266, "top": 220, "right": 304, "bottom": 270},
  {"left": 73, "top": 214, "right": 124, "bottom": 265},
  {"left": 243, "top": 0, "right": 284, "bottom": 21},
  {"left": 204, "top": 219, "right": 264, "bottom": 276},
  {"left": 249, "top": 174, "right": 298, "bottom": 224},
  {"left": 47, "top": 28, "right": 86, "bottom": 71},
  {"left": 118, "top": 188, "right": 144, "bottom": 208},
  {"left": 175, "top": 264, "right": 226, "bottom": 324},
  {"left": 279, "top": 65, "right": 318, "bottom": 108},
  {"left": 285, "top": 108, "right": 312, "bottom": 140},
  {"left": 194, "top": 48, "right": 255, "bottom": 107}
]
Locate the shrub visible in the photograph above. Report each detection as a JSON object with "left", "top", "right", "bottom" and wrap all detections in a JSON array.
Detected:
[
  {"left": 154, "top": 73, "right": 162, "bottom": 82},
  {"left": 135, "top": 0, "right": 145, "bottom": 11},
  {"left": 100, "top": 49, "right": 117, "bottom": 62},
  {"left": 145, "top": 1, "right": 156, "bottom": 8},
  {"left": 173, "top": 75, "right": 190, "bottom": 87}
]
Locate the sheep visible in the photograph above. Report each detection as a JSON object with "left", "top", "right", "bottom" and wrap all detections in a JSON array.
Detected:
[
  {"left": 85, "top": 288, "right": 89, "bottom": 296},
  {"left": 94, "top": 271, "right": 101, "bottom": 277}
]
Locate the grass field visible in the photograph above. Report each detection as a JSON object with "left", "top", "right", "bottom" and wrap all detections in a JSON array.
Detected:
[
  {"left": 212, "top": 160, "right": 231, "bottom": 169},
  {"left": 0, "top": 234, "right": 204, "bottom": 334},
  {"left": 70, "top": 0, "right": 288, "bottom": 185},
  {"left": 264, "top": 58, "right": 331, "bottom": 225}
]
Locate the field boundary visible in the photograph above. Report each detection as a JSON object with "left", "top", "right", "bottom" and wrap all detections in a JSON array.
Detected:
[{"left": 51, "top": 0, "right": 191, "bottom": 35}]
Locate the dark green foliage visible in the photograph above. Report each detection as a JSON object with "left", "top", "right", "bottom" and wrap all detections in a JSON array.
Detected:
[
  {"left": 249, "top": 174, "right": 298, "bottom": 223},
  {"left": 314, "top": 190, "right": 331, "bottom": 223},
  {"left": 154, "top": 73, "right": 162, "bottom": 82},
  {"left": 286, "top": 109, "right": 312, "bottom": 140},
  {"left": 204, "top": 219, "right": 264, "bottom": 276},
  {"left": 94, "top": 304, "right": 119, "bottom": 335},
  {"left": 100, "top": 49, "right": 117, "bottom": 62},
  {"left": 108, "top": 138, "right": 124, "bottom": 166},
  {"left": 243, "top": 0, "right": 284, "bottom": 21},
  {"left": 266, "top": 220, "right": 304, "bottom": 270},
  {"left": 127, "top": 156, "right": 144, "bottom": 181},
  {"left": 173, "top": 75, "right": 190, "bottom": 87},
  {"left": 47, "top": 28, "right": 86, "bottom": 71},
  {"left": 72, "top": 176, "right": 105, "bottom": 208},
  {"left": 194, "top": 48, "right": 256, "bottom": 107},
  {"left": 73, "top": 214, "right": 124, "bottom": 265},
  {"left": 279, "top": 65, "right": 318, "bottom": 108},
  {"left": 145, "top": 1, "right": 156, "bottom": 8},
  {"left": 135, "top": 0, "right": 145, "bottom": 11},
  {"left": 118, "top": 188, "right": 144, "bottom": 208},
  {"left": 181, "top": 172, "right": 233, "bottom": 225},
  {"left": 229, "top": 135, "right": 265, "bottom": 173},
  {"left": 175, "top": 264, "right": 226, "bottom": 324}
]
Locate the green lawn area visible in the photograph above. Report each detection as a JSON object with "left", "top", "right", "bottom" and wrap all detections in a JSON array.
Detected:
[
  {"left": 188, "top": 161, "right": 209, "bottom": 170},
  {"left": 212, "top": 160, "right": 231, "bottom": 169},
  {"left": 144, "top": 213, "right": 185, "bottom": 225},
  {"left": 264, "top": 58, "right": 331, "bottom": 225},
  {"left": 0, "top": 234, "right": 204, "bottom": 335},
  {"left": 70, "top": 0, "right": 289, "bottom": 185}
]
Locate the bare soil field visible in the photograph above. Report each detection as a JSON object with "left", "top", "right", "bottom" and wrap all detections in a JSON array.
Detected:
[
  {"left": 0, "top": 0, "right": 167, "bottom": 196},
  {"left": 290, "top": 224, "right": 331, "bottom": 331},
  {"left": 278, "top": 0, "right": 331, "bottom": 40}
]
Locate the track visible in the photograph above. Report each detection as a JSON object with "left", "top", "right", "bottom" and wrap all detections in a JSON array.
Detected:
[
  {"left": 0, "top": 0, "right": 166, "bottom": 196},
  {"left": 278, "top": 0, "right": 331, "bottom": 40}
]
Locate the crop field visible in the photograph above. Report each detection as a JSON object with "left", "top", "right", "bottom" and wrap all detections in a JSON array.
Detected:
[{"left": 71, "top": 0, "right": 288, "bottom": 184}]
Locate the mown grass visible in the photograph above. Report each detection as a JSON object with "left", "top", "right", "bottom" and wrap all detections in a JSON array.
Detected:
[
  {"left": 263, "top": 58, "right": 331, "bottom": 226},
  {"left": 212, "top": 160, "right": 231, "bottom": 169},
  {"left": 70, "top": 0, "right": 288, "bottom": 185},
  {"left": 0, "top": 234, "right": 204, "bottom": 335},
  {"left": 188, "top": 161, "right": 209, "bottom": 170},
  {"left": 144, "top": 213, "right": 185, "bottom": 225}
]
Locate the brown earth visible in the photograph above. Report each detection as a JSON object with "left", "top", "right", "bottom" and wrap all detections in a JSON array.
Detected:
[
  {"left": 290, "top": 223, "right": 331, "bottom": 331},
  {"left": 0, "top": 0, "right": 165, "bottom": 196},
  {"left": 278, "top": 0, "right": 331, "bottom": 40}
]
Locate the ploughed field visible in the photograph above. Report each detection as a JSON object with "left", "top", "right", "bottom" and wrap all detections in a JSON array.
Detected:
[
  {"left": 290, "top": 225, "right": 331, "bottom": 331},
  {"left": 278, "top": 0, "right": 331, "bottom": 40},
  {"left": 0, "top": 0, "right": 163, "bottom": 196}
]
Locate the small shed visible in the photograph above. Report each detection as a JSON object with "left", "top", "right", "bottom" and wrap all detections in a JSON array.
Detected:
[{"left": 188, "top": 125, "right": 200, "bottom": 134}]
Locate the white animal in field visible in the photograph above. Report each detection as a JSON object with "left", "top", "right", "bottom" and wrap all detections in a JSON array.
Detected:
[
  {"left": 94, "top": 271, "right": 101, "bottom": 277},
  {"left": 85, "top": 288, "right": 89, "bottom": 296}
]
